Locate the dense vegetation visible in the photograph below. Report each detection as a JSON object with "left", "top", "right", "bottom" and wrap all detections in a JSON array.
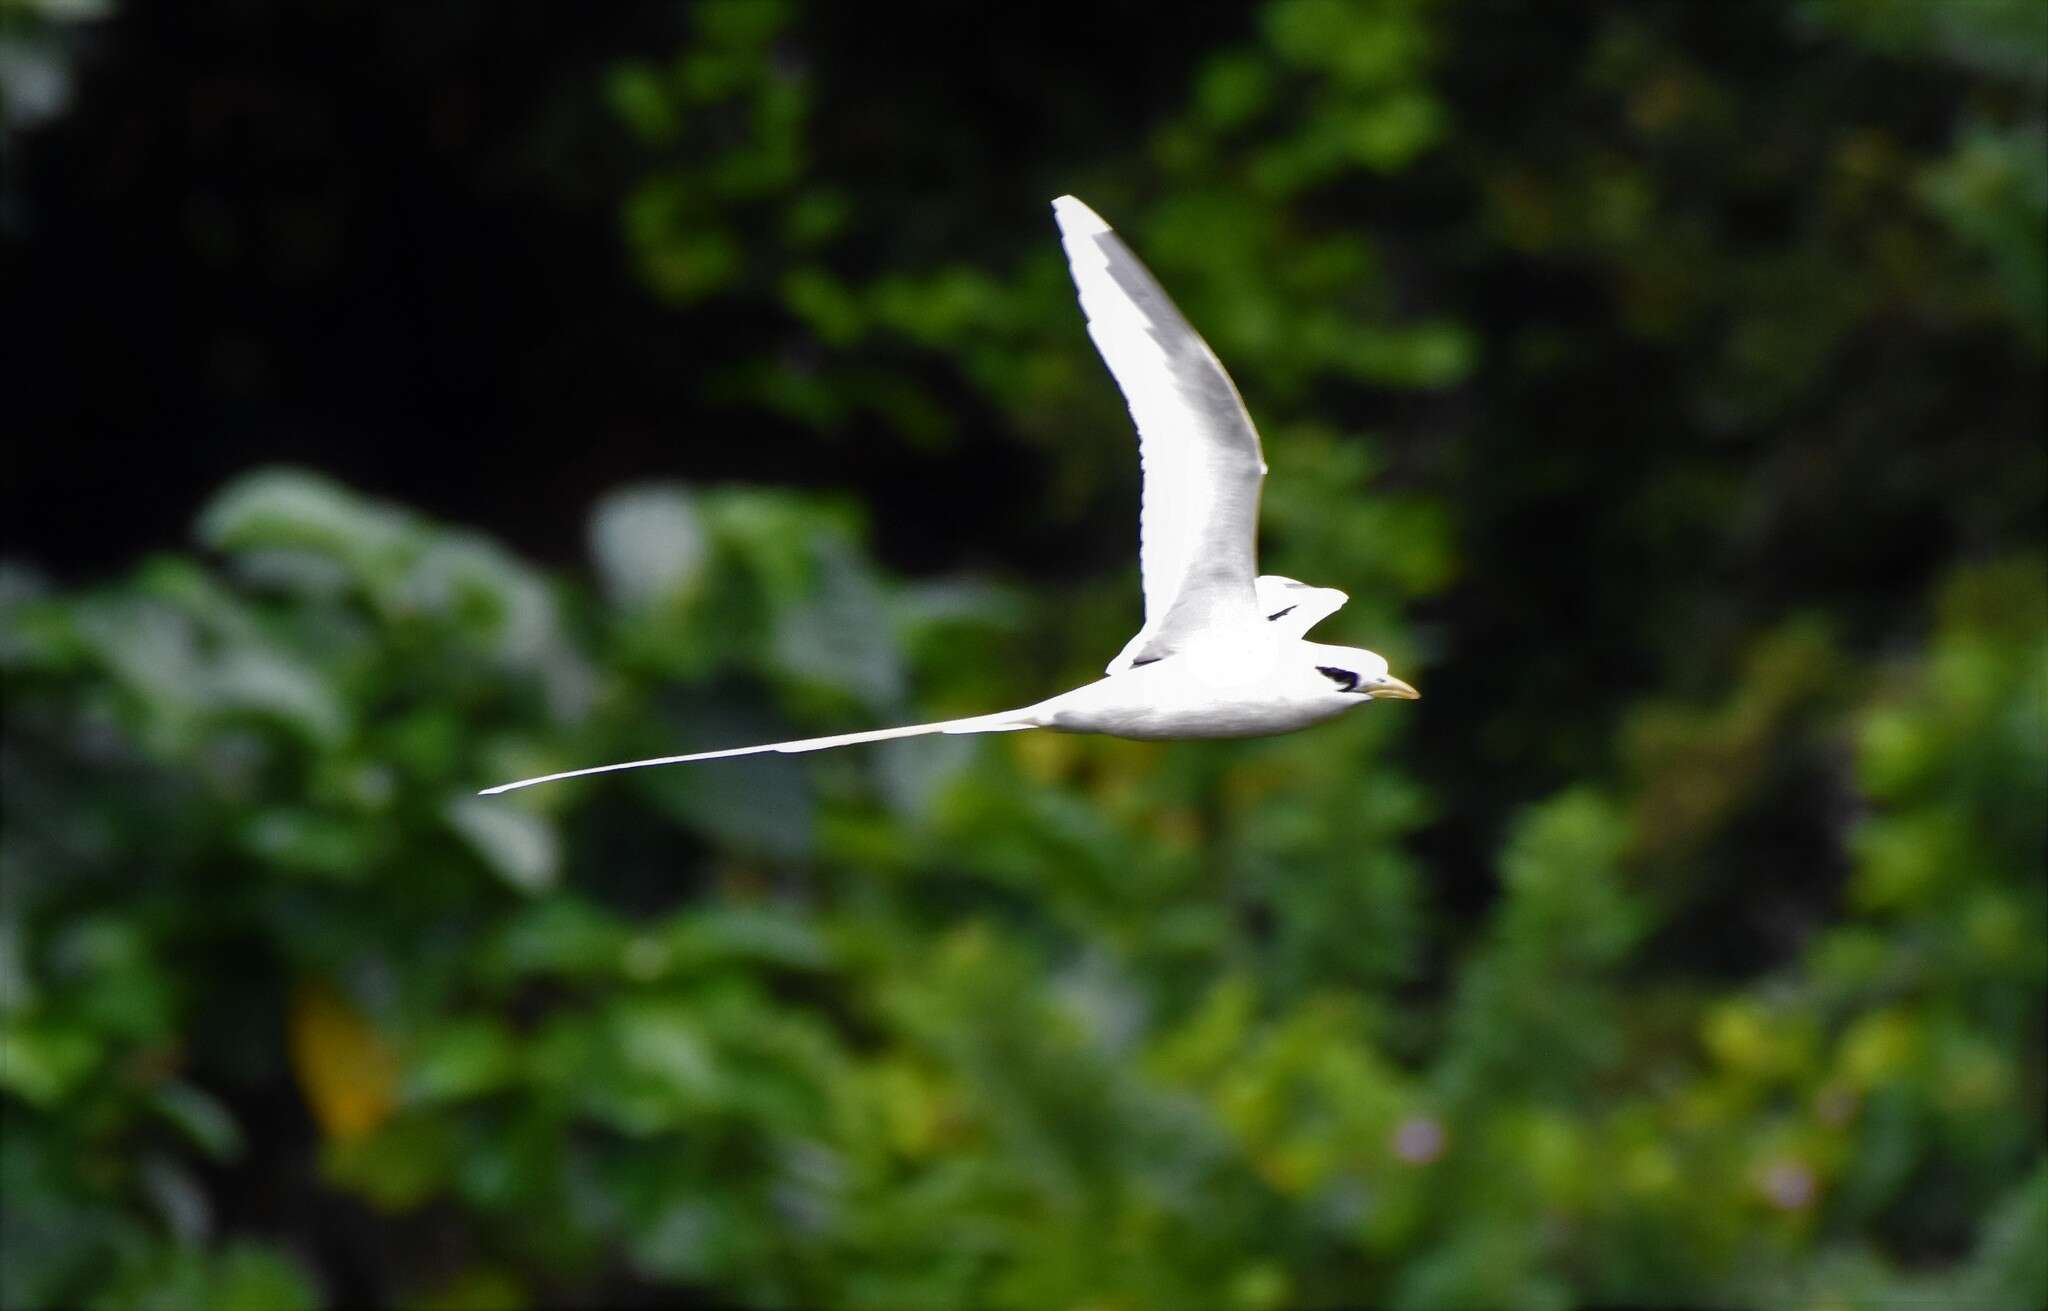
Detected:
[{"left": 3, "top": 1, "right": 2043, "bottom": 1307}]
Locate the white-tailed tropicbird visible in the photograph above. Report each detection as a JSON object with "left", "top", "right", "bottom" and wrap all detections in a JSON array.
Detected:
[{"left": 481, "top": 196, "right": 1416, "bottom": 796}]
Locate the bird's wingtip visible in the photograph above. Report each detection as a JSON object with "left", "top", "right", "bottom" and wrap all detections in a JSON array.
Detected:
[{"left": 1051, "top": 194, "right": 1109, "bottom": 235}]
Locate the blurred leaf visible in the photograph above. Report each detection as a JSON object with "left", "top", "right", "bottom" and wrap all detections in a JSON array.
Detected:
[
  {"left": 412, "top": 1267, "right": 528, "bottom": 1311},
  {"left": 212, "top": 1244, "right": 323, "bottom": 1311},
  {"left": 0, "top": 1020, "right": 101, "bottom": 1106},
  {"left": 1952, "top": 1165, "right": 2048, "bottom": 1311},
  {"left": 445, "top": 797, "right": 561, "bottom": 894},
  {"left": 151, "top": 1081, "right": 244, "bottom": 1161},
  {"left": 290, "top": 983, "right": 399, "bottom": 1143},
  {"left": 197, "top": 468, "right": 414, "bottom": 582},
  {"left": 405, "top": 1017, "right": 518, "bottom": 1105},
  {"left": 589, "top": 484, "right": 708, "bottom": 611},
  {"left": 321, "top": 1114, "right": 457, "bottom": 1213}
]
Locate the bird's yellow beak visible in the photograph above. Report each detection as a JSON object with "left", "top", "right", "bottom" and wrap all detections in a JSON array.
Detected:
[{"left": 1369, "top": 675, "right": 1421, "bottom": 701}]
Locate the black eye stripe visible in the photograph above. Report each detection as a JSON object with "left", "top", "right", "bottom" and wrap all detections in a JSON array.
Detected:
[
  {"left": 1266, "top": 604, "right": 1298, "bottom": 621},
  {"left": 1316, "top": 665, "right": 1359, "bottom": 692}
]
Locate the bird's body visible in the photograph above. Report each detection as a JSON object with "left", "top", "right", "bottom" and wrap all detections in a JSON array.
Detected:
[
  {"left": 1035, "top": 634, "right": 1375, "bottom": 740},
  {"left": 481, "top": 196, "right": 1415, "bottom": 797}
]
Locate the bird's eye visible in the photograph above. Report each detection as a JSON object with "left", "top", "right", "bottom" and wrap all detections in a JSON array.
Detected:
[{"left": 1316, "top": 665, "right": 1359, "bottom": 693}]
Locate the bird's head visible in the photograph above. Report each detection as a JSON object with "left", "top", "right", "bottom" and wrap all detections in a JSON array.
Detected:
[{"left": 1303, "top": 645, "right": 1419, "bottom": 703}]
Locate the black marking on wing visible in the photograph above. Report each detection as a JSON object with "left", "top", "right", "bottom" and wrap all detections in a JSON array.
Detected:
[
  {"left": 1266, "top": 604, "right": 1297, "bottom": 621},
  {"left": 1316, "top": 665, "right": 1360, "bottom": 693}
]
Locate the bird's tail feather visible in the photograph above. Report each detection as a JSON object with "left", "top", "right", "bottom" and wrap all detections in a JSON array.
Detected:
[{"left": 478, "top": 708, "right": 1041, "bottom": 796}]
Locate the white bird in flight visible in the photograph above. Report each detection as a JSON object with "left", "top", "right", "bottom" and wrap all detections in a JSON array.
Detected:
[{"left": 482, "top": 196, "right": 1416, "bottom": 796}]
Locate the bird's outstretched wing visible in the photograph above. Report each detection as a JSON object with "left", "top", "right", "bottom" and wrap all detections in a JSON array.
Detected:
[
  {"left": 1254, "top": 575, "right": 1349, "bottom": 640},
  {"left": 1053, "top": 196, "right": 1268, "bottom": 675},
  {"left": 479, "top": 709, "right": 1037, "bottom": 795}
]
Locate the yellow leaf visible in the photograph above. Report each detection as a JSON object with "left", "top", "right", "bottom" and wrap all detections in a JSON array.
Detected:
[{"left": 290, "top": 981, "right": 398, "bottom": 1141}]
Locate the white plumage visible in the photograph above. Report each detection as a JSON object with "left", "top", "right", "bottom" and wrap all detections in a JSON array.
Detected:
[
  {"left": 1053, "top": 195, "right": 1270, "bottom": 673},
  {"left": 481, "top": 196, "right": 1414, "bottom": 797}
]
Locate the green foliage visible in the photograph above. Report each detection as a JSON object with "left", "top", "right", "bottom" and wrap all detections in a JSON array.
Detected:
[
  {"left": 5, "top": 472, "right": 2040, "bottom": 1308},
  {"left": 5, "top": 0, "right": 2044, "bottom": 1307}
]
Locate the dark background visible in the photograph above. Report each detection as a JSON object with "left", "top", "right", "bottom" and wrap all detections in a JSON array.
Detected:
[{"left": 7, "top": 2, "right": 1261, "bottom": 580}]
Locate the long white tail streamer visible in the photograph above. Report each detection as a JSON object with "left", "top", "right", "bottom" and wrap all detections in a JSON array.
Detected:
[{"left": 479, "top": 709, "right": 1039, "bottom": 795}]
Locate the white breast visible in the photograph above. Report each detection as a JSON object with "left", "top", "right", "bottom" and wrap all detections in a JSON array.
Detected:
[{"left": 1028, "top": 641, "right": 1354, "bottom": 741}]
